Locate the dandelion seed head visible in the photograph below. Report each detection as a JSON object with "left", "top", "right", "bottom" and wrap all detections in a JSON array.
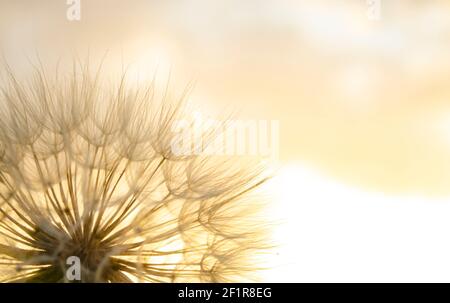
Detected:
[{"left": 0, "top": 60, "right": 270, "bottom": 283}]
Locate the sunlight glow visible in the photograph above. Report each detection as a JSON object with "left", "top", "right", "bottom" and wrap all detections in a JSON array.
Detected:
[{"left": 265, "top": 164, "right": 450, "bottom": 282}]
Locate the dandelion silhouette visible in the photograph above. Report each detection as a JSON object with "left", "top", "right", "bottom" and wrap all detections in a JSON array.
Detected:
[{"left": 0, "top": 60, "right": 270, "bottom": 282}]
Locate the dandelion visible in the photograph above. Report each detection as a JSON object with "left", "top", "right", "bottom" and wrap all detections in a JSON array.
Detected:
[{"left": 0, "top": 60, "right": 270, "bottom": 282}]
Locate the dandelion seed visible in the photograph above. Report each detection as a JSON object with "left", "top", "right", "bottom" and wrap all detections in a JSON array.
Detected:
[{"left": 0, "top": 60, "right": 270, "bottom": 283}]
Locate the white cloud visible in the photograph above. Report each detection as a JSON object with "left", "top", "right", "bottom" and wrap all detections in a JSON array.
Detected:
[{"left": 265, "top": 164, "right": 450, "bottom": 282}]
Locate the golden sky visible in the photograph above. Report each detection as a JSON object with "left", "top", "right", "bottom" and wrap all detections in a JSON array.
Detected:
[{"left": 2, "top": 0, "right": 450, "bottom": 196}]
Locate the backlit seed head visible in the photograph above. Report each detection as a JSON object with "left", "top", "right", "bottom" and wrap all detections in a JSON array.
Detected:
[{"left": 0, "top": 61, "right": 271, "bottom": 282}]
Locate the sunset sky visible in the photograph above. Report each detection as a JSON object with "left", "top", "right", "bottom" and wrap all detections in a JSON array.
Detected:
[{"left": 2, "top": 0, "right": 450, "bottom": 282}]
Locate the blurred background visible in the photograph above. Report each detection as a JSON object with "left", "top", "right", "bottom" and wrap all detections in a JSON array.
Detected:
[{"left": 2, "top": 0, "right": 450, "bottom": 282}]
